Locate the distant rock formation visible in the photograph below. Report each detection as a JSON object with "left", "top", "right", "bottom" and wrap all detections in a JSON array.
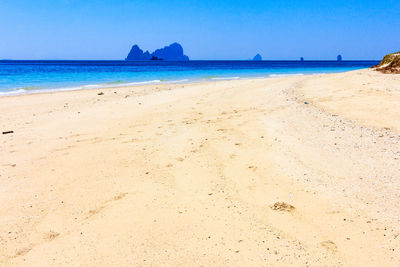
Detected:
[
  {"left": 253, "top": 54, "right": 262, "bottom": 61},
  {"left": 373, "top": 51, "right": 400, "bottom": 74},
  {"left": 152, "top": 43, "right": 189, "bottom": 61},
  {"left": 126, "top": 43, "right": 189, "bottom": 61},
  {"left": 126, "top": 45, "right": 151, "bottom": 60},
  {"left": 300, "top": 57, "right": 304, "bottom": 62},
  {"left": 337, "top": 55, "right": 343, "bottom": 61}
]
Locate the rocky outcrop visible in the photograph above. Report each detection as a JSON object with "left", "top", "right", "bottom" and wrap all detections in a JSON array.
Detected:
[
  {"left": 125, "top": 45, "right": 151, "bottom": 61},
  {"left": 253, "top": 54, "right": 262, "bottom": 61},
  {"left": 152, "top": 43, "right": 189, "bottom": 61},
  {"left": 337, "top": 55, "right": 343, "bottom": 61},
  {"left": 373, "top": 52, "right": 400, "bottom": 74},
  {"left": 125, "top": 43, "right": 189, "bottom": 61}
]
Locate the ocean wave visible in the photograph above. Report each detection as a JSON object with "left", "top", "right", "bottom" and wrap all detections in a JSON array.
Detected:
[
  {"left": 104, "top": 80, "right": 126, "bottom": 84},
  {"left": 19, "top": 86, "right": 43, "bottom": 91},
  {"left": 0, "top": 79, "right": 173, "bottom": 97},
  {"left": 123, "top": 80, "right": 161, "bottom": 86},
  {"left": 0, "top": 89, "right": 28, "bottom": 96},
  {"left": 169, "top": 79, "right": 189, "bottom": 83}
]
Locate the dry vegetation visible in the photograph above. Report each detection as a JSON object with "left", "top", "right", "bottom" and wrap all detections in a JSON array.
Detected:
[{"left": 373, "top": 51, "right": 400, "bottom": 73}]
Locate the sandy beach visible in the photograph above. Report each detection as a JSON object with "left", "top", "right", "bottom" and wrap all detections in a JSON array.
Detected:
[{"left": 1, "top": 69, "right": 400, "bottom": 266}]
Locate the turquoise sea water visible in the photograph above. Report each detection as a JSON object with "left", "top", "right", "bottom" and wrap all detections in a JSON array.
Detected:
[{"left": 0, "top": 60, "right": 379, "bottom": 95}]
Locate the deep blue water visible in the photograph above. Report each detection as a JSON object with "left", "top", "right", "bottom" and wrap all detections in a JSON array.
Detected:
[{"left": 0, "top": 60, "right": 379, "bottom": 95}]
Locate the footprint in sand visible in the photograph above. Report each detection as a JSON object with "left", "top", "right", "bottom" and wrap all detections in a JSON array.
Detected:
[
  {"left": 87, "top": 193, "right": 127, "bottom": 219},
  {"left": 87, "top": 206, "right": 106, "bottom": 218},
  {"left": 320, "top": 240, "right": 338, "bottom": 253},
  {"left": 248, "top": 165, "right": 258, "bottom": 171},
  {"left": 113, "top": 192, "right": 127, "bottom": 201},
  {"left": 14, "top": 247, "right": 32, "bottom": 257},
  {"left": 44, "top": 231, "right": 60, "bottom": 241}
]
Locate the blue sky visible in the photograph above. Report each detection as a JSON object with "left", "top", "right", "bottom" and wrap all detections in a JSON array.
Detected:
[{"left": 0, "top": 0, "right": 399, "bottom": 60}]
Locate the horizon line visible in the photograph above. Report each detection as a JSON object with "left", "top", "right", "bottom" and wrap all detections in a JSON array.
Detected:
[{"left": 0, "top": 59, "right": 381, "bottom": 62}]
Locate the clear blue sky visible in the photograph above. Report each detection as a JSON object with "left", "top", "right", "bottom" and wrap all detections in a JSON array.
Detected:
[{"left": 0, "top": 0, "right": 399, "bottom": 60}]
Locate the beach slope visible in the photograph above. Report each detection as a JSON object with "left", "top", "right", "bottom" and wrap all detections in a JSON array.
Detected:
[{"left": 1, "top": 70, "right": 400, "bottom": 266}]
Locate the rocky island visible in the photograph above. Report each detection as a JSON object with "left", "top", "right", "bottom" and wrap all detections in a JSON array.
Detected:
[
  {"left": 125, "top": 42, "right": 189, "bottom": 61},
  {"left": 253, "top": 54, "right": 262, "bottom": 61},
  {"left": 373, "top": 51, "right": 400, "bottom": 74}
]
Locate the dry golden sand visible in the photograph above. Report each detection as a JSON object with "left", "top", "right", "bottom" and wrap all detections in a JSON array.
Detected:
[{"left": 1, "top": 69, "right": 400, "bottom": 266}]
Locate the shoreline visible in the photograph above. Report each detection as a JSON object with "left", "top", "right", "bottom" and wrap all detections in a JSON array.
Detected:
[
  {"left": 0, "top": 67, "right": 373, "bottom": 97},
  {"left": 0, "top": 72, "right": 323, "bottom": 99},
  {"left": 0, "top": 74, "right": 307, "bottom": 97},
  {"left": 1, "top": 69, "right": 400, "bottom": 266}
]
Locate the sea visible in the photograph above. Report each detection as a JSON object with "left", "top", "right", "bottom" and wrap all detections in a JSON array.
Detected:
[{"left": 0, "top": 60, "right": 379, "bottom": 96}]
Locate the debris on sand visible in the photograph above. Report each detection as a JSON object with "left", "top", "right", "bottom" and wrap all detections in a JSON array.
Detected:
[{"left": 270, "top": 202, "right": 296, "bottom": 212}]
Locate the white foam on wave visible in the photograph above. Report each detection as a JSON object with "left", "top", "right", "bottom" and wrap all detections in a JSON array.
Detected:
[
  {"left": 123, "top": 80, "right": 162, "bottom": 86},
  {"left": 0, "top": 79, "right": 170, "bottom": 97},
  {"left": 211, "top": 77, "right": 240, "bottom": 80},
  {"left": 169, "top": 79, "right": 189, "bottom": 83},
  {"left": 0, "top": 89, "right": 28, "bottom": 96},
  {"left": 268, "top": 73, "right": 305, "bottom": 77}
]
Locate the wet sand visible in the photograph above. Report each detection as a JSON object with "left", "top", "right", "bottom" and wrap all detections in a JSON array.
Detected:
[{"left": 1, "top": 69, "right": 400, "bottom": 266}]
